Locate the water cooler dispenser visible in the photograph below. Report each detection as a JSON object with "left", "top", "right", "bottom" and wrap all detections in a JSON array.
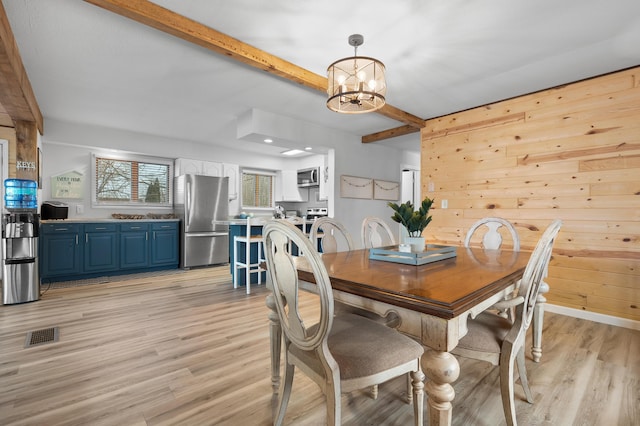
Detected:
[{"left": 2, "top": 179, "right": 40, "bottom": 305}]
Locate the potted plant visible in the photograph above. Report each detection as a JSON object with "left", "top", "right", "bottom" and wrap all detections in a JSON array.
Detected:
[{"left": 388, "top": 197, "right": 435, "bottom": 252}]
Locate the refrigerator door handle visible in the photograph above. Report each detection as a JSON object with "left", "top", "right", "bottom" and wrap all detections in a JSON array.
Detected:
[
  {"left": 185, "top": 231, "right": 229, "bottom": 237},
  {"left": 185, "top": 180, "right": 191, "bottom": 228}
]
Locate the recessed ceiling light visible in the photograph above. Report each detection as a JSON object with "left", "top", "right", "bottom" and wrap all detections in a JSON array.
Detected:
[
  {"left": 264, "top": 138, "right": 273, "bottom": 143},
  {"left": 305, "top": 147, "right": 312, "bottom": 151},
  {"left": 281, "top": 149, "right": 304, "bottom": 156}
]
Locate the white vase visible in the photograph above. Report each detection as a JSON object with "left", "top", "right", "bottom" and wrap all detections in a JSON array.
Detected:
[{"left": 404, "top": 236, "right": 425, "bottom": 253}]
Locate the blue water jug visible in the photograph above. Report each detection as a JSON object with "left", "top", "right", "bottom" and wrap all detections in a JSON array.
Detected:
[{"left": 4, "top": 179, "right": 37, "bottom": 210}]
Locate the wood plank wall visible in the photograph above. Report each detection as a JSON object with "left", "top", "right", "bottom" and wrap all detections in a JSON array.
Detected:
[{"left": 421, "top": 66, "right": 640, "bottom": 322}]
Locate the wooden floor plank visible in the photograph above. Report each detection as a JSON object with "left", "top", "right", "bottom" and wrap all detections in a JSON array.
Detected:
[{"left": 0, "top": 266, "right": 638, "bottom": 425}]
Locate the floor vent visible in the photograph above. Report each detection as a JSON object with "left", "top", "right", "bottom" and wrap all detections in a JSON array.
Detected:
[{"left": 25, "top": 327, "right": 59, "bottom": 348}]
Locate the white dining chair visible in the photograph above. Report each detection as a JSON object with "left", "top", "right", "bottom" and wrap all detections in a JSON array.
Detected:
[
  {"left": 453, "top": 219, "right": 562, "bottom": 426},
  {"left": 308, "top": 217, "right": 355, "bottom": 253},
  {"left": 361, "top": 216, "right": 396, "bottom": 248},
  {"left": 464, "top": 217, "right": 549, "bottom": 362},
  {"left": 263, "top": 220, "right": 425, "bottom": 426}
]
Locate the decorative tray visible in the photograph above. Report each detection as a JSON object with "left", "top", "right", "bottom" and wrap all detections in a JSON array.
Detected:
[{"left": 369, "top": 244, "right": 457, "bottom": 265}]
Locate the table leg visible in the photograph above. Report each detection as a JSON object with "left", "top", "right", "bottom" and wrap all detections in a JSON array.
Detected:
[
  {"left": 265, "top": 292, "right": 281, "bottom": 393},
  {"left": 532, "top": 281, "right": 549, "bottom": 362},
  {"left": 423, "top": 349, "right": 460, "bottom": 426}
]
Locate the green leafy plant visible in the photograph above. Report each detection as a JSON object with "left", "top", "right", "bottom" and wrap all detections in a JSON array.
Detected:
[{"left": 388, "top": 197, "right": 435, "bottom": 237}]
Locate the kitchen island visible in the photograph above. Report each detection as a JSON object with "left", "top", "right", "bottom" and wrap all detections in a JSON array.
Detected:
[
  {"left": 40, "top": 218, "right": 180, "bottom": 283},
  {"left": 227, "top": 217, "right": 321, "bottom": 287}
]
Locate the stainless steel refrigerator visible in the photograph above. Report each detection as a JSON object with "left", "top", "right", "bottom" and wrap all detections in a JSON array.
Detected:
[{"left": 174, "top": 174, "right": 229, "bottom": 268}]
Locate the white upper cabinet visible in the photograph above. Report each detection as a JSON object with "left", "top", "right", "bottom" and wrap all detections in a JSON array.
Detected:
[
  {"left": 175, "top": 158, "right": 240, "bottom": 207},
  {"left": 175, "top": 158, "right": 224, "bottom": 177},
  {"left": 201, "top": 161, "right": 223, "bottom": 177},
  {"left": 276, "top": 170, "right": 308, "bottom": 202},
  {"left": 223, "top": 163, "right": 239, "bottom": 201}
]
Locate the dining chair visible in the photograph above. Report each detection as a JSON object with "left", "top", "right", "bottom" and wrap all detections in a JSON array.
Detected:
[
  {"left": 361, "top": 216, "right": 396, "bottom": 248},
  {"left": 308, "top": 217, "right": 355, "bottom": 253},
  {"left": 263, "top": 220, "right": 425, "bottom": 426},
  {"left": 232, "top": 216, "right": 265, "bottom": 294},
  {"left": 453, "top": 219, "right": 562, "bottom": 426},
  {"left": 464, "top": 217, "right": 549, "bottom": 363},
  {"left": 464, "top": 217, "right": 520, "bottom": 251}
]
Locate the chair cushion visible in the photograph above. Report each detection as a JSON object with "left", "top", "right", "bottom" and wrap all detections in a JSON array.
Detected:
[
  {"left": 292, "top": 313, "right": 423, "bottom": 380},
  {"left": 456, "top": 312, "right": 512, "bottom": 353}
]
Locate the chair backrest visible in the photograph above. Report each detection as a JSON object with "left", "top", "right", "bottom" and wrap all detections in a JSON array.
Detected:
[
  {"left": 263, "top": 219, "right": 335, "bottom": 357},
  {"left": 361, "top": 216, "right": 396, "bottom": 248},
  {"left": 464, "top": 217, "right": 520, "bottom": 251},
  {"left": 514, "top": 219, "right": 562, "bottom": 332},
  {"left": 309, "top": 217, "right": 355, "bottom": 253}
]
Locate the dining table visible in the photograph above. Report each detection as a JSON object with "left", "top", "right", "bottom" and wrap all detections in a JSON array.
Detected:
[{"left": 265, "top": 245, "right": 529, "bottom": 426}]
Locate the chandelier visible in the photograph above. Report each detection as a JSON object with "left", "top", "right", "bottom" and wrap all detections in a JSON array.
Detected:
[{"left": 326, "top": 34, "right": 386, "bottom": 113}]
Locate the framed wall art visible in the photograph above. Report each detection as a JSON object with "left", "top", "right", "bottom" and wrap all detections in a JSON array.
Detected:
[
  {"left": 340, "top": 175, "right": 373, "bottom": 199},
  {"left": 373, "top": 179, "right": 400, "bottom": 201}
]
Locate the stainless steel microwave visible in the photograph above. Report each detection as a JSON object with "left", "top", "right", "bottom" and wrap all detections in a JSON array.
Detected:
[{"left": 297, "top": 167, "right": 320, "bottom": 187}]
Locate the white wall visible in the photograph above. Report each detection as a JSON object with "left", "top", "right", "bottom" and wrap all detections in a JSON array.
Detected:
[{"left": 41, "top": 116, "right": 419, "bottom": 247}]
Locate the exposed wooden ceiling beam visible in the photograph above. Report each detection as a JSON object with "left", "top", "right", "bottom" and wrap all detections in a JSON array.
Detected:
[
  {"left": 85, "top": 0, "right": 425, "bottom": 142},
  {"left": 361, "top": 124, "right": 420, "bottom": 143},
  {"left": 0, "top": 2, "right": 43, "bottom": 133}
]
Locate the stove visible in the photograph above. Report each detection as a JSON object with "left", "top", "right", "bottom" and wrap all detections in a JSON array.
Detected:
[{"left": 306, "top": 207, "right": 328, "bottom": 220}]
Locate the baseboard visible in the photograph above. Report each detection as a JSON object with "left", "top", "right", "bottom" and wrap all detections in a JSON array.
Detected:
[{"left": 546, "top": 303, "right": 640, "bottom": 331}]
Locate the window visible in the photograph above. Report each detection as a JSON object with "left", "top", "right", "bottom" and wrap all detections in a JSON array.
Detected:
[
  {"left": 92, "top": 153, "right": 173, "bottom": 207},
  {"left": 241, "top": 169, "right": 274, "bottom": 209}
]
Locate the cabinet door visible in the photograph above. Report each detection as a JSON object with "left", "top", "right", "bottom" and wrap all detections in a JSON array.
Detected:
[
  {"left": 319, "top": 165, "right": 329, "bottom": 201},
  {"left": 280, "top": 170, "right": 308, "bottom": 202},
  {"left": 201, "top": 161, "right": 223, "bottom": 177},
  {"left": 83, "top": 224, "right": 118, "bottom": 273},
  {"left": 40, "top": 224, "right": 82, "bottom": 278},
  {"left": 151, "top": 222, "right": 178, "bottom": 266},
  {"left": 174, "top": 158, "right": 202, "bottom": 176},
  {"left": 120, "top": 223, "right": 149, "bottom": 269},
  {"left": 223, "top": 163, "right": 239, "bottom": 200}
]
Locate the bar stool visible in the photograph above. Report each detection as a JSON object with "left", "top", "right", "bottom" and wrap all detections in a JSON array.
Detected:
[{"left": 233, "top": 217, "right": 265, "bottom": 294}]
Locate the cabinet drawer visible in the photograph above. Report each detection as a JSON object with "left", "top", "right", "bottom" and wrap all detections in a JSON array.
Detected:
[
  {"left": 151, "top": 222, "right": 178, "bottom": 231},
  {"left": 84, "top": 223, "right": 117, "bottom": 233},
  {"left": 120, "top": 223, "right": 150, "bottom": 232},
  {"left": 41, "top": 223, "right": 82, "bottom": 234}
]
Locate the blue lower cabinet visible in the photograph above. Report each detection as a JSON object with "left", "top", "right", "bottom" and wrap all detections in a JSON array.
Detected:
[
  {"left": 120, "top": 223, "right": 150, "bottom": 269},
  {"left": 151, "top": 222, "right": 179, "bottom": 266},
  {"left": 84, "top": 223, "right": 118, "bottom": 273},
  {"left": 40, "top": 220, "right": 179, "bottom": 283},
  {"left": 40, "top": 223, "right": 82, "bottom": 279}
]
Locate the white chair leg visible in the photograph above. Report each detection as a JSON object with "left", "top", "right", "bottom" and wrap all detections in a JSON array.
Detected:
[
  {"left": 532, "top": 281, "right": 549, "bottom": 362},
  {"left": 233, "top": 236, "right": 238, "bottom": 289},
  {"left": 246, "top": 237, "right": 251, "bottom": 295},
  {"left": 410, "top": 369, "right": 425, "bottom": 426},
  {"left": 257, "top": 241, "right": 263, "bottom": 285}
]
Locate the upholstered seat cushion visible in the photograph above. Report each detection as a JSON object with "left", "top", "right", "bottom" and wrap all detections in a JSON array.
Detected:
[
  {"left": 456, "top": 312, "right": 512, "bottom": 353},
  {"left": 292, "top": 313, "right": 424, "bottom": 380}
]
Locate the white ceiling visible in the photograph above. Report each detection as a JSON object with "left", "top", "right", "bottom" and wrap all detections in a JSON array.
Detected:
[{"left": 4, "top": 0, "right": 640, "bottom": 156}]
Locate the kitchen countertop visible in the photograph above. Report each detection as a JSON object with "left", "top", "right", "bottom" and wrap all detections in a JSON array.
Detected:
[
  {"left": 41, "top": 218, "right": 180, "bottom": 223},
  {"left": 222, "top": 217, "right": 316, "bottom": 226}
]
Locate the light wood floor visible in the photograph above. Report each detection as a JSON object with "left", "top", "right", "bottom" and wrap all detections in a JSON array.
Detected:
[{"left": 0, "top": 267, "right": 638, "bottom": 425}]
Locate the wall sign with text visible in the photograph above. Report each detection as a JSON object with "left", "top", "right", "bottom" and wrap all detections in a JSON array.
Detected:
[{"left": 51, "top": 170, "right": 84, "bottom": 199}]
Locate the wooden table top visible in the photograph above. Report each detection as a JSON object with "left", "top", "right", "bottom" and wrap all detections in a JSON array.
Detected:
[{"left": 296, "top": 246, "right": 529, "bottom": 319}]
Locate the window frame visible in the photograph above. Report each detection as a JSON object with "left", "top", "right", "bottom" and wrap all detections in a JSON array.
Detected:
[
  {"left": 91, "top": 152, "right": 174, "bottom": 209},
  {"left": 240, "top": 168, "right": 275, "bottom": 211}
]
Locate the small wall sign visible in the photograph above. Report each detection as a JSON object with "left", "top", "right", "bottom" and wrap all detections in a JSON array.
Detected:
[{"left": 51, "top": 170, "right": 84, "bottom": 199}]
